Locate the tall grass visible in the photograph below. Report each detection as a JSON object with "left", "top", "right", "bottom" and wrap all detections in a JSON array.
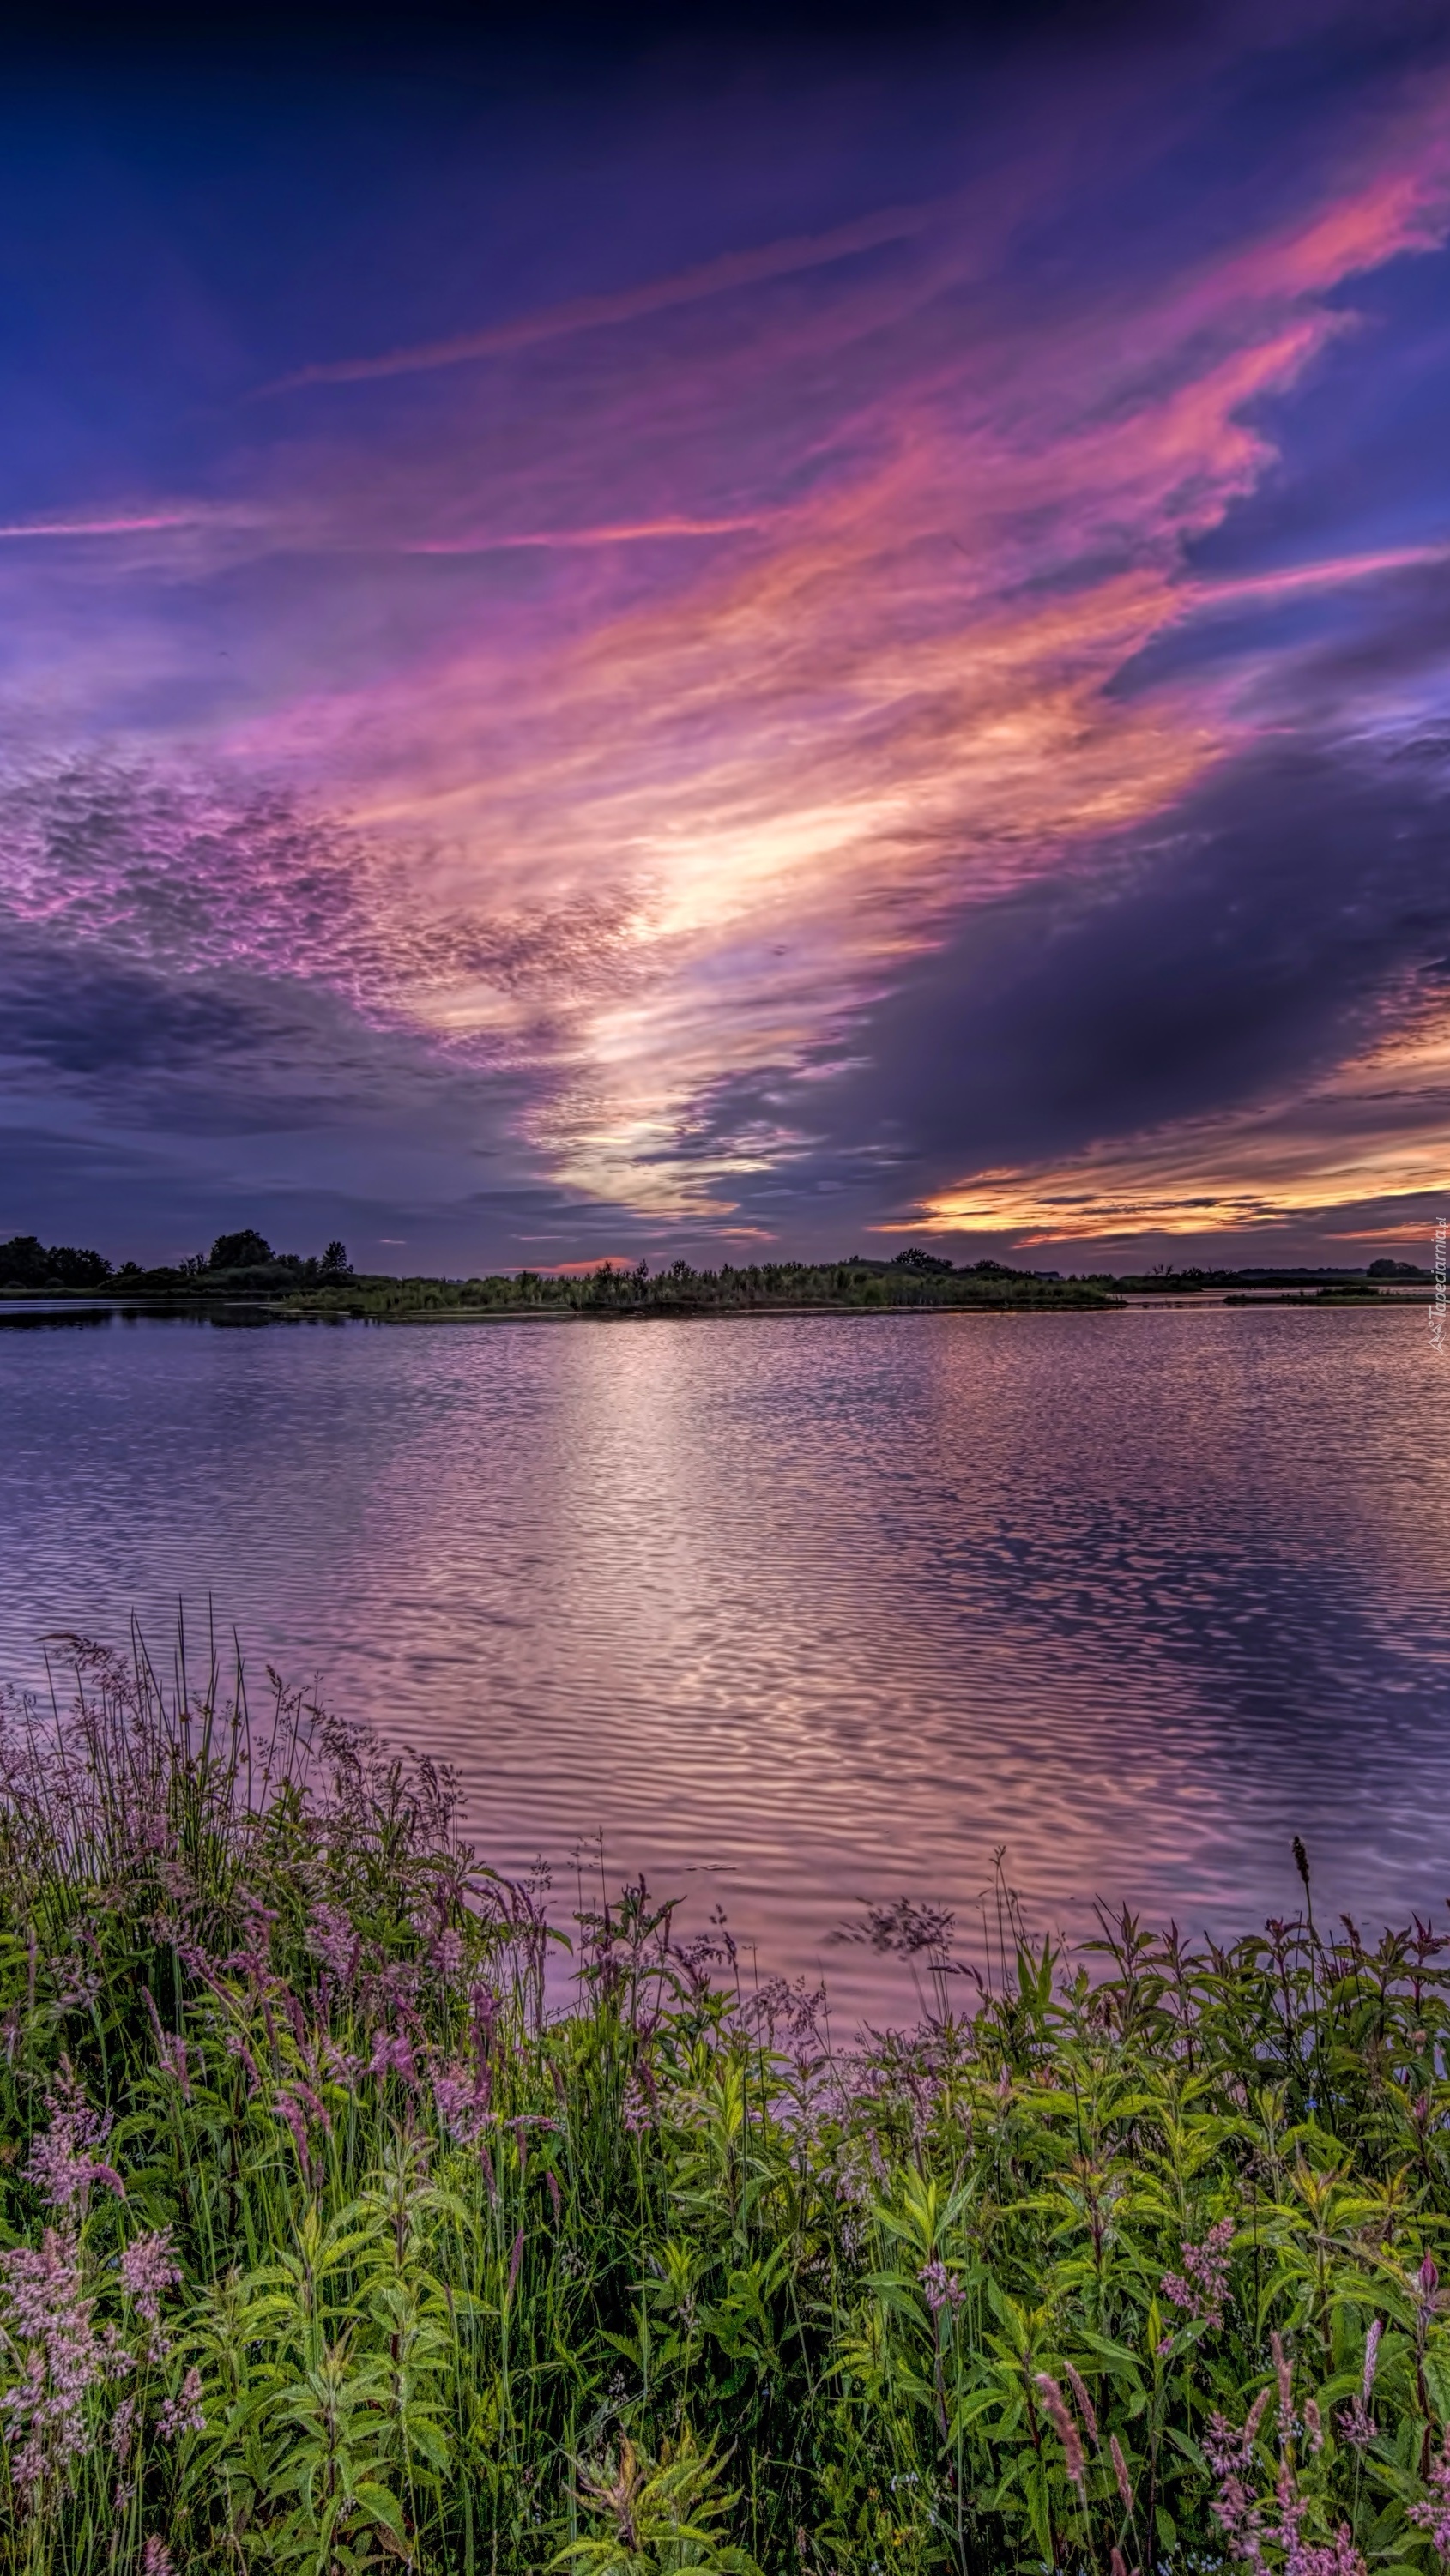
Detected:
[{"left": 2, "top": 1630, "right": 1450, "bottom": 2576}]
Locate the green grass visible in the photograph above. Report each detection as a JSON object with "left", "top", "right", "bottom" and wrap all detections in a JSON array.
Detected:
[{"left": 2, "top": 1631, "right": 1449, "bottom": 2575}]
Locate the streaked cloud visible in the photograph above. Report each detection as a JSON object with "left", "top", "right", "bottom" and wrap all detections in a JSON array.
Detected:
[
  {"left": 263, "top": 198, "right": 939, "bottom": 390},
  {"left": 3, "top": 10, "right": 1449, "bottom": 1258}
]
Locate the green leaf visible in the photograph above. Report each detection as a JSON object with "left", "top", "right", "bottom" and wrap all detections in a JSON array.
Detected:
[{"left": 353, "top": 2480, "right": 408, "bottom": 2543}]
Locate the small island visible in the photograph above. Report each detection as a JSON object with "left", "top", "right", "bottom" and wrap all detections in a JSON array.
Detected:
[
  {"left": 1, "top": 1231, "right": 1117, "bottom": 1316},
  {"left": 3, "top": 1232, "right": 1435, "bottom": 1321}
]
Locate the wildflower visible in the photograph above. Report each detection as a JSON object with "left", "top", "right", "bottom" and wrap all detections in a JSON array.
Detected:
[
  {"left": 1339, "top": 2319, "right": 1383, "bottom": 2450},
  {"left": 1411, "top": 2428, "right": 1450, "bottom": 2559},
  {"left": 1110, "top": 2434, "right": 1133, "bottom": 2511},
  {"left": 307, "top": 1900, "right": 361, "bottom": 1985},
  {"left": 142, "top": 2539, "right": 175, "bottom": 2575},
  {"left": 110, "top": 2396, "right": 137, "bottom": 2460},
  {"left": 469, "top": 1981, "right": 498, "bottom": 2057},
  {"left": 142, "top": 1992, "right": 191, "bottom": 2099},
  {"left": 620, "top": 2068, "right": 655, "bottom": 2134},
  {"left": 368, "top": 2025, "right": 420, "bottom": 2090},
  {"left": 156, "top": 2365, "right": 204, "bottom": 2442},
  {"left": 223, "top": 2027, "right": 263, "bottom": 2096},
  {"left": 0, "top": 2228, "right": 131, "bottom": 2496},
  {"left": 432, "top": 2055, "right": 492, "bottom": 2145},
  {"left": 1160, "top": 2217, "right": 1234, "bottom": 2333},
  {"left": 1362, "top": 2317, "right": 1382, "bottom": 2404},
  {"left": 919, "top": 2261, "right": 965, "bottom": 2317},
  {"left": 1066, "top": 2362, "right": 1098, "bottom": 2445},
  {"left": 1034, "top": 2373, "right": 1085, "bottom": 2492},
  {"left": 25, "top": 2073, "right": 124, "bottom": 2212},
  {"left": 749, "top": 1974, "right": 828, "bottom": 2063},
  {"left": 119, "top": 2229, "right": 181, "bottom": 2362},
  {"left": 272, "top": 2088, "right": 323, "bottom": 2188},
  {"left": 321, "top": 2036, "right": 360, "bottom": 2087},
  {"left": 1276, "top": 2483, "right": 1366, "bottom": 2576},
  {"left": 226, "top": 1893, "right": 278, "bottom": 1988},
  {"left": 1272, "top": 2332, "right": 1296, "bottom": 2440},
  {"left": 1337, "top": 2398, "right": 1376, "bottom": 2452},
  {"left": 1209, "top": 2456, "right": 1266, "bottom": 2570},
  {"left": 1204, "top": 2387, "right": 1271, "bottom": 2477}
]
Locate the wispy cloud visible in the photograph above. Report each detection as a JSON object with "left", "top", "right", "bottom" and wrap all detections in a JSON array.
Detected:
[
  {"left": 263, "top": 199, "right": 939, "bottom": 392},
  {"left": 0, "top": 506, "right": 263, "bottom": 542},
  {"left": 1187, "top": 541, "right": 1450, "bottom": 610}
]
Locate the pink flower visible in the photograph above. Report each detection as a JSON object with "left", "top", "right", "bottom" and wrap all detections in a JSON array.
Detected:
[
  {"left": 307, "top": 1902, "right": 361, "bottom": 1985},
  {"left": 1272, "top": 2332, "right": 1296, "bottom": 2441},
  {"left": 1411, "top": 2428, "right": 1450, "bottom": 2559},
  {"left": 368, "top": 2027, "right": 420, "bottom": 2090},
  {"left": 1034, "top": 2373, "right": 1085, "bottom": 2492},
  {"left": 1338, "top": 2398, "right": 1377, "bottom": 2453},
  {"left": 621, "top": 2069, "right": 655, "bottom": 2134},
  {"left": 142, "top": 1993, "right": 191, "bottom": 2099},
  {"left": 1066, "top": 2363, "right": 1098, "bottom": 2445},
  {"left": 1160, "top": 2217, "right": 1234, "bottom": 2333},
  {"left": 1362, "top": 2318, "right": 1383, "bottom": 2404},
  {"left": 432, "top": 2056, "right": 492, "bottom": 2144},
  {"left": 119, "top": 2228, "right": 181, "bottom": 2362},
  {"left": 919, "top": 2260, "right": 965, "bottom": 2317},
  {"left": 110, "top": 2396, "right": 137, "bottom": 2461},
  {"left": 120, "top": 2229, "right": 180, "bottom": 2327},
  {"left": 156, "top": 2366, "right": 204, "bottom": 2443},
  {"left": 0, "top": 2228, "right": 132, "bottom": 2497},
  {"left": 25, "top": 2073, "right": 124, "bottom": 2212}
]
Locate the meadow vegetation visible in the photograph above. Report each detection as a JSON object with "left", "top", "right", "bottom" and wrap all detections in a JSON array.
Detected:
[
  {"left": 0, "top": 1233, "right": 1114, "bottom": 1314},
  {"left": 284, "top": 1252, "right": 1112, "bottom": 1321},
  {"left": 3, "top": 1635, "right": 1450, "bottom": 2575}
]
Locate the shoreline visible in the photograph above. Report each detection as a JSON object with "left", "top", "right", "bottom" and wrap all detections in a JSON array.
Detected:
[{"left": 3, "top": 1288, "right": 1435, "bottom": 1322}]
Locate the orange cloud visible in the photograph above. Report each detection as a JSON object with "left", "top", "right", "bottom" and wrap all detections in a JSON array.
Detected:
[
  {"left": 915, "top": 1009, "right": 1450, "bottom": 1246},
  {"left": 208, "top": 93, "right": 1450, "bottom": 1218}
]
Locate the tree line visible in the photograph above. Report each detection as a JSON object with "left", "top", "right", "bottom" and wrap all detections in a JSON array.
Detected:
[{"left": 1, "top": 1229, "right": 353, "bottom": 1294}]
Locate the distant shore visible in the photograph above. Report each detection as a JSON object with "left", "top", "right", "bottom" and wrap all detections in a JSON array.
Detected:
[{"left": 3, "top": 1283, "right": 1435, "bottom": 1324}]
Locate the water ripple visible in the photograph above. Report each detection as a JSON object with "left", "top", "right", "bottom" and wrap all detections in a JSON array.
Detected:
[{"left": 1, "top": 1306, "right": 1446, "bottom": 2012}]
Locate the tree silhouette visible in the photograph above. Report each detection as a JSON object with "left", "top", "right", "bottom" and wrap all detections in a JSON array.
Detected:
[{"left": 210, "top": 1229, "right": 274, "bottom": 1270}]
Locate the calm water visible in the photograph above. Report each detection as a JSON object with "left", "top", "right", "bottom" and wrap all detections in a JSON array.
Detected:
[{"left": 1, "top": 1303, "right": 1447, "bottom": 2012}]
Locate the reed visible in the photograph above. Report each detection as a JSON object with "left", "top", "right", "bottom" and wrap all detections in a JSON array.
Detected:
[{"left": 2, "top": 1627, "right": 1449, "bottom": 2576}]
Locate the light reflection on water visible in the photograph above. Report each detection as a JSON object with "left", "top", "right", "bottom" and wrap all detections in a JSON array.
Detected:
[{"left": 0, "top": 1305, "right": 1447, "bottom": 2015}]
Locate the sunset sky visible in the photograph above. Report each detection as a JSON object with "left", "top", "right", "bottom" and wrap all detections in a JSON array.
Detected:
[{"left": 3, "top": 1, "right": 1449, "bottom": 1272}]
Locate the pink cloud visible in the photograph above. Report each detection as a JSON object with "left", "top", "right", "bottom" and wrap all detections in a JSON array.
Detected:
[
  {"left": 0, "top": 509, "right": 251, "bottom": 541},
  {"left": 263, "top": 197, "right": 939, "bottom": 391},
  {"left": 6, "top": 59, "right": 1450, "bottom": 1232}
]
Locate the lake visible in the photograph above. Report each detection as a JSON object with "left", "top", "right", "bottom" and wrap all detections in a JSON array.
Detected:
[{"left": 1, "top": 1301, "right": 1447, "bottom": 2013}]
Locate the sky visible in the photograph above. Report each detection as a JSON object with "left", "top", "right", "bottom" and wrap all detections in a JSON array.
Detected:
[{"left": 2, "top": 0, "right": 1449, "bottom": 1273}]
